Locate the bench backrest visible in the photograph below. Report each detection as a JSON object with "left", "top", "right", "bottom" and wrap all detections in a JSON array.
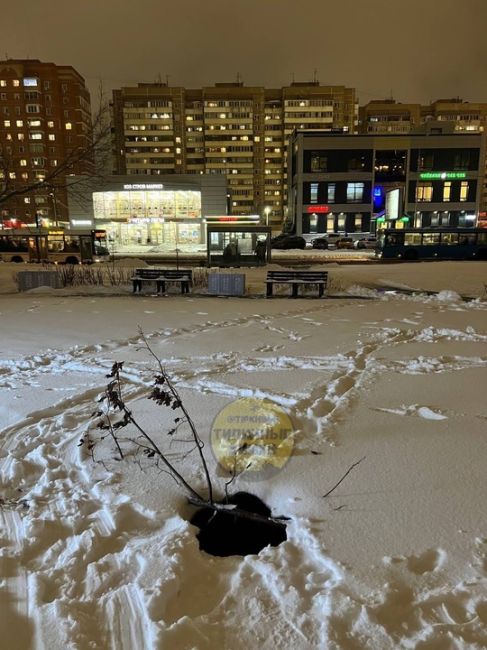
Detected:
[
  {"left": 267, "top": 270, "right": 328, "bottom": 282},
  {"left": 134, "top": 268, "right": 192, "bottom": 281},
  {"left": 162, "top": 270, "right": 193, "bottom": 281},
  {"left": 134, "top": 268, "right": 164, "bottom": 279}
]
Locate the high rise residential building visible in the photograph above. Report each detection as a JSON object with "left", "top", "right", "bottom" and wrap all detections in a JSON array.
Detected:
[
  {"left": 112, "top": 81, "right": 358, "bottom": 229},
  {"left": 359, "top": 98, "right": 487, "bottom": 211},
  {"left": 0, "top": 59, "right": 92, "bottom": 225}
]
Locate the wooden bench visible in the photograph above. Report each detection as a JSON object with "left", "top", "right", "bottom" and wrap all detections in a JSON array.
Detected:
[
  {"left": 266, "top": 270, "right": 328, "bottom": 298},
  {"left": 131, "top": 268, "right": 192, "bottom": 295}
]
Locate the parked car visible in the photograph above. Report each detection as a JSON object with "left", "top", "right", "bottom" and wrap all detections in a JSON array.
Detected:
[
  {"left": 271, "top": 235, "right": 307, "bottom": 250},
  {"left": 354, "top": 236, "right": 377, "bottom": 250},
  {"left": 335, "top": 237, "right": 354, "bottom": 249},
  {"left": 311, "top": 237, "right": 329, "bottom": 250}
]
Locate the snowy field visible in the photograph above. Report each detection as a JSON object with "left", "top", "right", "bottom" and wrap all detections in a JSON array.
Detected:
[{"left": 0, "top": 262, "right": 486, "bottom": 649}]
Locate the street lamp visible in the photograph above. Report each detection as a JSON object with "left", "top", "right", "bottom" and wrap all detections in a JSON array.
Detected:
[{"left": 264, "top": 206, "right": 271, "bottom": 226}]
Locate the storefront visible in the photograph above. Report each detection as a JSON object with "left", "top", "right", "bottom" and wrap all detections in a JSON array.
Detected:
[{"left": 67, "top": 175, "right": 228, "bottom": 248}]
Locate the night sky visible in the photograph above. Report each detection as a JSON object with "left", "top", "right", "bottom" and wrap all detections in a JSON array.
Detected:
[{"left": 3, "top": 0, "right": 487, "bottom": 106}]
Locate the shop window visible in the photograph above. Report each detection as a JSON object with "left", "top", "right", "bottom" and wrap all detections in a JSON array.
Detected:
[
  {"left": 460, "top": 181, "right": 469, "bottom": 201},
  {"left": 309, "top": 214, "right": 318, "bottom": 233}
]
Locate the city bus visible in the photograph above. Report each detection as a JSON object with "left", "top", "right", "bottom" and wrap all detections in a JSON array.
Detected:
[
  {"left": 376, "top": 228, "right": 487, "bottom": 261},
  {"left": 0, "top": 228, "right": 110, "bottom": 264}
]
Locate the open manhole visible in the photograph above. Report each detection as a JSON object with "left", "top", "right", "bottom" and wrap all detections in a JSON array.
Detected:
[{"left": 190, "top": 491, "right": 288, "bottom": 557}]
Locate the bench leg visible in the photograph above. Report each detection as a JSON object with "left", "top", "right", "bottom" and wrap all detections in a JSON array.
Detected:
[
  {"left": 132, "top": 280, "right": 141, "bottom": 293},
  {"left": 266, "top": 282, "right": 273, "bottom": 297},
  {"left": 292, "top": 284, "right": 299, "bottom": 298}
]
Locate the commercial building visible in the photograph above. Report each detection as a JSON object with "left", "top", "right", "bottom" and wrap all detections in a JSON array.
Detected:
[
  {"left": 67, "top": 174, "right": 228, "bottom": 246},
  {"left": 359, "top": 98, "right": 487, "bottom": 211},
  {"left": 111, "top": 81, "right": 358, "bottom": 229},
  {"left": 288, "top": 124, "right": 485, "bottom": 237},
  {"left": 0, "top": 59, "right": 92, "bottom": 225}
]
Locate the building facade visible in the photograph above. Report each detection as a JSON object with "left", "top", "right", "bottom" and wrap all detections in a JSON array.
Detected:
[
  {"left": 112, "top": 81, "right": 358, "bottom": 229},
  {"left": 289, "top": 126, "right": 485, "bottom": 237},
  {"left": 67, "top": 174, "right": 228, "bottom": 247},
  {"left": 0, "top": 59, "right": 92, "bottom": 225},
  {"left": 359, "top": 98, "right": 487, "bottom": 212}
]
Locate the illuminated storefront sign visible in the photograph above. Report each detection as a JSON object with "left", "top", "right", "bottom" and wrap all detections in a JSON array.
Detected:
[
  {"left": 123, "top": 183, "right": 164, "bottom": 190},
  {"left": 419, "top": 172, "right": 467, "bottom": 180},
  {"left": 205, "top": 215, "right": 260, "bottom": 223},
  {"left": 306, "top": 205, "right": 330, "bottom": 213},
  {"left": 128, "top": 217, "right": 165, "bottom": 224},
  {"left": 385, "top": 188, "right": 402, "bottom": 220}
]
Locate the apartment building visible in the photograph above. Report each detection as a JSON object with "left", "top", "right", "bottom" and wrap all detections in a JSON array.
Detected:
[
  {"left": 112, "top": 81, "right": 357, "bottom": 229},
  {"left": 359, "top": 98, "right": 487, "bottom": 211},
  {"left": 0, "top": 59, "right": 92, "bottom": 225},
  {"left": 289, "top": 126, "right": 485, "bottom": 237}
]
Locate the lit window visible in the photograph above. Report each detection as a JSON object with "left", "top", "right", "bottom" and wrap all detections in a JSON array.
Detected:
[
  {"left": 13, "top": 80, "right": 20, "bottom": 87},
  {"left": 0, "top": 80, "right": 6, "bottom": 87},
  {"left": 30, "top": 133, "right": 42, "bottom": 140},
  {"left": 47, "top": 121, "right": 54, "bottom": 128},
  {"left": 17, "top": 133, "right": 24, "bottom": 141},
  {"left": 176, "top": 147, "right": 181, "bottom": 154},
  {"left": 9, "top": 171, "right": 16, "bottom": 179},
  {"left": 416, "top": 183, "right": 433, "bottom": 202},
  {"left": 347, "top": 182, "right": 364, "bottom": 202},
  {"left": 48, "top": 134, "right": 55, "bottom": 141},
  {"left": 460, "top": 181, "right": 469, "bottom": 201},
  {"left": 3, "top": 120, "right": 10, "bottom": 127},
  {"left": 255, "top": 136, "right": 260, "bottom": 142},
  {"left": 310, "top": 182, "right": 319, "bottom": 204},
  {"left": 23, "top": 77, "right": 38, "bottom": 87},
  {"left": 65, "top": 122, "right": 72, "bottom": 130},
  {"left": 27, "top": 120, "right": 41, "bottom": 127},
  {"left": 21, "top": 173, "right": 28, "bottom": 180},
  {"left": 24, "top": 197, "right": 30, "bottom": 203},
  {"left": 51, "top": 160, "right": 57, "bottom": 167},
  {"left": 20, "top": 159, "right": 27, "bottom": 166},
  {"left": 16, "top": 120, "right": 23, "bottom": 127},
  {"left": 443, "top": 181, "right": 451, "bottom": 202}
]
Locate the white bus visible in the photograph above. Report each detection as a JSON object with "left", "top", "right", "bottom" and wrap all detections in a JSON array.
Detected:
[{"left": 0, "top": 228, "right": 110, "bottom": 264}]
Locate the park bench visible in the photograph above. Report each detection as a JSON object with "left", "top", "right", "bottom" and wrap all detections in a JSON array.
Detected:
[
  {"left": 131, "top": 268, "right": 192, "bottom": 295},
  {"left": 266, "top": 270, "right": 328, "bottom": 298}
]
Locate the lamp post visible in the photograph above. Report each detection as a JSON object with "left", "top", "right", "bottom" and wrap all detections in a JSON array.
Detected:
[
  {"left": 49, "top": 187, "right": 58, "bottom": 227},
  {"left": 264, "top": 206, "right": 271, "bottom": 227}
]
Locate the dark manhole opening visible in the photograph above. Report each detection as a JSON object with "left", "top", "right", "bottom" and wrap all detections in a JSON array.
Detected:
[{"left": 190, "top": 491, "right": 288, "bottom": 557}]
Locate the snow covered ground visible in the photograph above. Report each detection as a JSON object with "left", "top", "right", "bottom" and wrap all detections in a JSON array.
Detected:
[{"left": 0, "top": 261, "right": 486, "bottom": 649}]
